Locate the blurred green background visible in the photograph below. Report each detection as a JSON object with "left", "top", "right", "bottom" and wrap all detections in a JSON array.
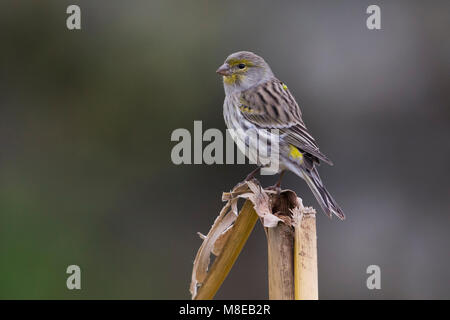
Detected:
[{"left": 0, "top": 0, "right": 449, "bottom": 299}]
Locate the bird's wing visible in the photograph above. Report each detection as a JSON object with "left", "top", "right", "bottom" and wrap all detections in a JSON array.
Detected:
[{"left": 239, "top": 79, "right": 333, "bottom": 165}]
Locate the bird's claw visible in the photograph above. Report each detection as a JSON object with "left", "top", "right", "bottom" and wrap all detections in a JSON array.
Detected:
[{"left": 266, "top": 184, "right": 282, "bottom": 196}]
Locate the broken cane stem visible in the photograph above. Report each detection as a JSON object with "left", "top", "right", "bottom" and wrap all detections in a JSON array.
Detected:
[
  {"left": 294, "top": 212, "right": 318, "bottom": 300},
  {"left": 267, "top": 222, "right": 295, "bottom": 299},
  {"left": 267, "top": 192, "right": 296, "bottom": 300}
]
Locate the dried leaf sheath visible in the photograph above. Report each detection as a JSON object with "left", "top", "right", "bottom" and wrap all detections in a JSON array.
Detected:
[
  {"left": 191, "top": 180, "right": 280, "bottom": 299},
  {"left": 193, "top": 200, "right": 258, "bottom": 300}
]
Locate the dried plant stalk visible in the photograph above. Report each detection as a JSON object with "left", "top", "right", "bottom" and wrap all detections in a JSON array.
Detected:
[
  {"left": 190, "top": 180, "right": 319, "bottom": 300},
  {"left": 266, "top": 192, "right": 296, "bottom": 300},
  {"left": 267, "top": 223, "right": 295, "bottom": 299},
  {"left": 293, "top": 211, "right": 318, "bottom": 300},
  {"left": 194, "top": 200, "right": 258, "bottom": 300}
]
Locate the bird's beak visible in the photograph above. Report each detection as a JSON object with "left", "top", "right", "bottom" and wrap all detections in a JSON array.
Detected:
[{"left": 216, "top": 63, "right": 231, "bottom": 76}]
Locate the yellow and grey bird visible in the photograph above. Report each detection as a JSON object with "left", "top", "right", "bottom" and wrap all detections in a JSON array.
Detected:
[{"left": 217, "top": 51, "right": 345, "bottom": 220}]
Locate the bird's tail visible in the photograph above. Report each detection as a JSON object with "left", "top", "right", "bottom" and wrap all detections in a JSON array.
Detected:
[{"left": 301, "top": 167, "right": 345, "bottom": 220}]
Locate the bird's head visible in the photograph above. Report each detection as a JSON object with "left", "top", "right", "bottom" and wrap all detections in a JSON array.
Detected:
[{"left": 216, "top": 51, "right": 274, "bottom": 94}]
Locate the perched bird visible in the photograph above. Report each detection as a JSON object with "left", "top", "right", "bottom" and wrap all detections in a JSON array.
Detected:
[{"left": 217, "top": 51, "right": 345, "bottom": 220}]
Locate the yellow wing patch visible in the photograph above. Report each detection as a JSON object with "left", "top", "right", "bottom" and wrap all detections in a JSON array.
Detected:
[
  {"left": 239, "top": 105, "right": 254, "bottom": 113},
  {"left": 289, "top": 145, "right": 303, "bottom": 163}
]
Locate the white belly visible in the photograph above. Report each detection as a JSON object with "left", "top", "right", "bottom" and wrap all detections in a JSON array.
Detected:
[{"left": 223, "top": 96, "right": 282, "bottom": 174}]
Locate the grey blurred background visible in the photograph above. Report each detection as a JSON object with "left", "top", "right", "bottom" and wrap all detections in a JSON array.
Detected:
[{"left": 0, "top": 0, "right": 449, "bottom": 299}]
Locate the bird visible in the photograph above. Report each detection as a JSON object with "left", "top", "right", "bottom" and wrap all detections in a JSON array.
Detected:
[{"left": 216, "top": 51, "right": 345, "bottom": 220}]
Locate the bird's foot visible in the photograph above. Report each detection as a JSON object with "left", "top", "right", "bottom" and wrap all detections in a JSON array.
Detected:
[
  {"left": 244, "top": 167, "right": 261, "bottom": 182},
  {"left": 266, "top": 183, "right": 282, "bottom": 196}
]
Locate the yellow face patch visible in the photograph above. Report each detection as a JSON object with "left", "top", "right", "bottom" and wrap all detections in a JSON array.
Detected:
[
  {"left": 223, "top": 74, "right": 240, "bottom": 85},
  {"left": 223, "top": 59, "right": 254, "bottom": 84},
  {"left": 227, "top": 58, "right": 254, "bottom": 67},
  {"left": 289, "top": 145, "right": 303, "bottom": 163}
]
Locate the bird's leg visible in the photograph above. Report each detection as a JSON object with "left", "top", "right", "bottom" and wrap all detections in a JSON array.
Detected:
[
  {"left": 244, "top": 167, "right": 261, "bottom": 181},
  {"left": 267, "top": 170, "right": 285, "bottom": 195},
  {"left": 275, "top": 170, "right": 285, "bottom": 188}
]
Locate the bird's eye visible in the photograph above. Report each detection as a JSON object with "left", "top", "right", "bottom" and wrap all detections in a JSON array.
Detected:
[{"left": 238, "top": 63, "right": 246, "bottom": 69}]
